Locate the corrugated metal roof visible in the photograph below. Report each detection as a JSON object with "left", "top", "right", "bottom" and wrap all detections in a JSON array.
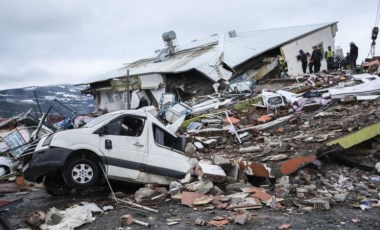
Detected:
[
  {"left": 88, "top": 41, "right": 231, "bottom": 83},
  {"left": 223, "top": 22, "right": 337, "bottom": 68},
  {"left": 89, "top": 22, "right": 337, "bottom": 83}
]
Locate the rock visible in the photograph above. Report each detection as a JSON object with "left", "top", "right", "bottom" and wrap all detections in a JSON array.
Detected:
[
  {"left": 303, "top": 184, "right": 317, "bottom": 191},
  {"left": 239, "top": 145, "right": 261, "bottom": 153},
  {"left": 184, "top": 181, "right": 213, "bottom": 194},
  {"left": 242, "top": 142, "right": 252, "bottom": 147},
  {"left": 196, "top": 163, "right": 226, "bottom": 182},
  {"left": 240, "top": 133, "right": 252, "bottom": 142},
  {"left": 269, "top": 142, "right": 280, "bottom": 147},
  {"left": 134, "top": 187, "right": 157, "bottom": 203},
  {"left": 213, "top": 155, "right": 232, "bottom": 170},
  {"left": 180, "top": 173, "right": 193, "bottom": 184},
  {"left": 192, "top": 196, "right": 213, "bottom": 206},
  {"left": 225, "top": 165, "right": 239, "bottom": 183},
  {"left": 374, "top": 152, "right": 380, "bottom": 161},
  {"left": 234, "top": 211, "right": 249, "bottom": 225},
  {"left": 208, "top": 186, "right": 224, "bottom": 196},
  {"left": 333, "top": 193, "right": 347, "bottom": 202},
  {"left": 185, "top": 142, "right": 197, "bottom": 155},
  {"left": 225, "top": 183, "right": 253, "bottom": 195},
  {"left": 262, "top": 146, "right": 272, "bottom": 155},
  {"left": 189, "top": 158, "right": 199, "bottom": 166},
  {"left": 375, "top": 162, "right": 380, "bottom": 173},
  {"left": 114, "top": 191, "right": 127, "bottom": 199},
  {"left": 195, "top": 218, "right": 207, "bottom": 226},
  {"left": 197, "top": 181, "right": 214, "bottom": 194},
  {"left": 194, "top": 142, "right": 204, "bottom": 151},
  {"left": 25, "top": 211, "right": 46, "bottom": 228}
]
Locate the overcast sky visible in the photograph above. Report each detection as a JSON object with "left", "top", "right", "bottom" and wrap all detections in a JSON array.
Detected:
[{"left": 0, "top": 0, "right": 378, "bottom": 90}]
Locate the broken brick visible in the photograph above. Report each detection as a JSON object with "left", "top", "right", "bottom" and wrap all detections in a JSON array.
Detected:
[
  {"left": 194, "top": 217, "right": 207, "bottom": 226},
  {"left": 181, "top": 192, "right": 208, "bottom": 207},
  {"left": 258, "top": 115, "right": 273, "bottom": 123},
  {"left": 234, "top": 212, "right": 250, "bottom": 225},
  {"left": 278, "top": 223, "right": 292, "bottom": 229},
  {"left": 223, "top": 117, "right": 240, "bottom": 124},
  {"left": 192, "top": 196, "right": 213, "bottom": 206},
  {"left": 209, "top": 219, "right": 229, "bottom": 227},
  {"left": 251, "top": 190, "right": 272, "bottom": 203}
]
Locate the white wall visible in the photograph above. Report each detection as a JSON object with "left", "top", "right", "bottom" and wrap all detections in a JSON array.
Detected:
[
  {"left": 98, "top": 90, "right": 125, "bottom": 112},
  {"left": 281, "top": 26, "right": 336, "bottom": 75}
]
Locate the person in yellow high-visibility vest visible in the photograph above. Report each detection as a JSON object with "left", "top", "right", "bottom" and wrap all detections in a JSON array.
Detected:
[
  {"left": 325, "top": 46, "right": 335, "bottom": 70},
  {"left": 278, "top": 56, "right": 289, "bottom": 78}
]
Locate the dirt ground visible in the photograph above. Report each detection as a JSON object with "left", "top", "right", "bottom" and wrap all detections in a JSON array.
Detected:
[{"left": 2, "top": 182, "right": 380, "bottom": 230}]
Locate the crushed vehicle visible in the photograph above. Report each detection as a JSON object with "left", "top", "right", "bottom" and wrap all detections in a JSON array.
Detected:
[
  {"left": 225, "top": 74, "right": 256, "bottom": 94},
  {"left": 22, "top": 108, "right": 193, "bottom": 195}
]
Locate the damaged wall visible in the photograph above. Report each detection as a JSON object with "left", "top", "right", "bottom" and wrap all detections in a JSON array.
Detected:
[
  {"left": 98, "top": 90, "right": 125, "bottom": 112},
  {"left": 165, "top": 70, "right": 215, "bottom": 101}
]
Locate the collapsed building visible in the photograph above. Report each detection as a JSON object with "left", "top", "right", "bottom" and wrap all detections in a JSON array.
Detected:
[
  {"left": 3, "top": 21, "right": 380, "bottom": 229},
  {"left": 81, "top": 22, "right": 338, "bottom": 114}
]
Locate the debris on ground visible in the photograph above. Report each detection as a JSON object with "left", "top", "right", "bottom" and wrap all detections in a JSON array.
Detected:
[{"left": 2, "top": 39, "right": 380, "bottom": 229}]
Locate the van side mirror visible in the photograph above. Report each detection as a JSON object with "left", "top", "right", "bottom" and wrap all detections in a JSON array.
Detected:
[{"left": 95, "top": 126, "right": 108, "bottom": 136}]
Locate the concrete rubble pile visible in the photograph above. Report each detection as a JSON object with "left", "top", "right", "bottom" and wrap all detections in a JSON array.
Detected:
[
  {"left": 2, "top": 70, "right": 380, "bottom": 228},
  {"left": 141, "top": 70, "right": 380, "bottom": 226},
  {"left": 81, "top": 70, "right": 380, "bottom": 228}
]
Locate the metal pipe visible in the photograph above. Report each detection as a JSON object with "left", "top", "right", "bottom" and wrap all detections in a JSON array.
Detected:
[
  {"left": 126, "top": 70, "right": 131, "bottom": 109},
  {"left": 98, "top": 162, "right": 118, "bottom": 203},
  {"left": 33, "top": 91, "right": 42, "bottom": 117}
]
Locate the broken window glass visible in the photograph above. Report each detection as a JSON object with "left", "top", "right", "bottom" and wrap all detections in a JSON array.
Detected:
[
  {"left": 153, "top": 124, "right": 183, "bottom": 151},
  {"left": 105, "top": 116, "right": 145, "bottom": 137},
  {"left": 105, "top": 118, "right": 122, "bottom": 135}
]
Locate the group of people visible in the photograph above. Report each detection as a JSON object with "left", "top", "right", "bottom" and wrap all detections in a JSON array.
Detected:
[
  {"left": 299, "top": 42, "right": 359, "bottom": 73},
  {"left": 278, "top": 42, "right": 359, "bottom": 78}
]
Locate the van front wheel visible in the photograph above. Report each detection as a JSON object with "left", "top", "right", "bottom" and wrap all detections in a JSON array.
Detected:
[{"left": 64, "top": 158, "right": 99, "bottom": 189}]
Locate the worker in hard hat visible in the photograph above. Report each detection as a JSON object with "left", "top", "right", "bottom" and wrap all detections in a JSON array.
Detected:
[
  {"left": 325, "top": 46, "right": 335, "bottom": 70},
  {"left": 278, "top": 56, "right": 289, "bottom": 79},
  {"left": 349, "top": 42, "right": 359, "bottom": 69}
]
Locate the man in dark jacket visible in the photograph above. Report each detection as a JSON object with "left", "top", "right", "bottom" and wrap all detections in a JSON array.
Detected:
[
  {"left": 349, "top": 42, "right": 359, "bottom": 69},
  {"left": 345, "top": 52, "right": 351, "bottom": 70},
  {"left": 311, "top": 46, "right": 323, "bottom": 73},
  {"left": 299, "top": 50, "right": 308, "bottom": 74}
]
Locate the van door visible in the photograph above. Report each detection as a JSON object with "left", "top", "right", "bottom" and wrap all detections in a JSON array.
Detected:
[{"left": 99, "top": 115, "right": 147, "bottom": 180}]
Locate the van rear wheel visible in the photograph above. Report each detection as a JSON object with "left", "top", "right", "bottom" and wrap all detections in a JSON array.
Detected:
[{"left": 64, "top": 158, "right": 99, "bottom": 190}]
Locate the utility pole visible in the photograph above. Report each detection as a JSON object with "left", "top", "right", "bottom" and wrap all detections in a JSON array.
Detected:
[{"left": 126, "top": 70, "right": 131, "bottom": 109}]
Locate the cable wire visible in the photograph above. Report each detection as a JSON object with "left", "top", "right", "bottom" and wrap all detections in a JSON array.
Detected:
[{"left": 375, "top": 0, "right": 380, "bottom": 26}]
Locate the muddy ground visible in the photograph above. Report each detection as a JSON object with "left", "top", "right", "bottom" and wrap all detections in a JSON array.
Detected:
[{"left": 2, "top": 182, "right": 380, "bottom": 230}]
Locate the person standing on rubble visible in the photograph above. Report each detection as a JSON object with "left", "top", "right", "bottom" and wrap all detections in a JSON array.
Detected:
[
  {"left": 278, "top": 56, "right": 289, "bottom": 78},
  {"left": 325, "top": 46, "right": 335, "bottom": 70},
  {"left": 306, "top": 52, "right": 313, "bottom": 73},
  {"left": 299, "top": 50, "right": 308, "bottom": 74},
  {"left": 311, "top": 46, "right": 323, "bottom": 73},
  {"left": 345, "top": 52, "right": 351, "bottom": 70},
  {"left": 349, "top": 42, "right": 359, "bottom": 69}
]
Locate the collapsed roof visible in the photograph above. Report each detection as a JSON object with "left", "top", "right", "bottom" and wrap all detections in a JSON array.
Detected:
[{"left": 88, "top": 22, "right": 338, "bottom": 84}]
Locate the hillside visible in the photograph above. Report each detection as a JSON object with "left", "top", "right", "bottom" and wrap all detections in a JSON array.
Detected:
[{"left": 0, "top": 85, "right": 95, "bottom": 118}]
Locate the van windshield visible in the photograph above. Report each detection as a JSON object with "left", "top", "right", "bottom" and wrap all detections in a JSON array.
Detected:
[{"left": 83, "top": 114, "right": 115, "bottom": 128}]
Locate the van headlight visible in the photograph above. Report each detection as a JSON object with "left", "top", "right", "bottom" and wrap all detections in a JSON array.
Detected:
[{"left": 42, "top": 134, "right": 54, "bottom": 146}]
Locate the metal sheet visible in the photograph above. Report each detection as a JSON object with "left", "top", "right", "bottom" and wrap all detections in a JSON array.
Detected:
[
  {"left": 88, "top": 22, "right": 336, "bottom": 84},
  {"left": 223, "top": 22, "right": 337, "bottom": 68}
]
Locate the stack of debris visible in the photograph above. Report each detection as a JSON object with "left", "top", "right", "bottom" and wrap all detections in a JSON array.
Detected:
[{"left": 5, "top": 70, "right": 380, "bottom": 228}]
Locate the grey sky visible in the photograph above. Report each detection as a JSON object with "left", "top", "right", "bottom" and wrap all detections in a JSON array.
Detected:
[{"left": 0, "top": 0, "right": 377, "bottom": 90}]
